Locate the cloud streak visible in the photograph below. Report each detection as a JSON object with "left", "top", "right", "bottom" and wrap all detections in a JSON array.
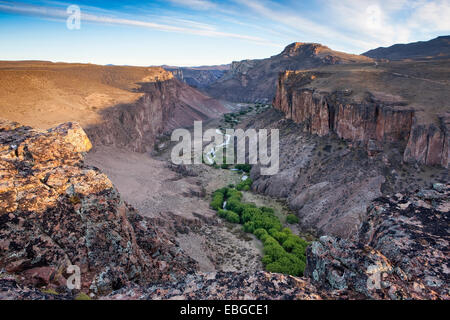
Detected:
[{"left": 0, "top": 1, "right": 281, "bottom": 47}]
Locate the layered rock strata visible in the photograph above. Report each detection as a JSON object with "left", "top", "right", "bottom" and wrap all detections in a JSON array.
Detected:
[{"left": 274, "top": 71, "right": 449, "bottom": 168}]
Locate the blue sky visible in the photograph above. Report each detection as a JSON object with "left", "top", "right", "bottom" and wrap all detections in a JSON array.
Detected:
[{"left": 0, "top": 0, "right": 449, "bottom": 66}]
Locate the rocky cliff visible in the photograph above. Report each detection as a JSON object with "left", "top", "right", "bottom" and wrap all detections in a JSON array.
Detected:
[
  {"left": 202, "top": 43, "right": 372, "bottom": 102},
  {"left": 274, "top": 69, "right": 449, "bottom": 168},
  {"left": 0, "top": 119, "right": 196, "bottom": 294},
  {"left": 85, "top": 78, "right": 227, "bottom": 153}
]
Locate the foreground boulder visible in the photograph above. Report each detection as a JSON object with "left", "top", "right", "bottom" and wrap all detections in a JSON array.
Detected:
[
  {"left": 305, "top": 186, "right": 449, "bottom": 299},
  {"left": 0, "top": 119, "right": 195, "bottom": 294}
]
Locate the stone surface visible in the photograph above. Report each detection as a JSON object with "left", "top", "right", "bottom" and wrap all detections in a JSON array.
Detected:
[
  {"left": 305, "top": 186, "right": 449, "bottom": 300},
  {"left": 0, "top": 119, "right": 196, "bottom": 294},
  {"left": 103, "top": 271, "right": 322, "bottom": 300}
]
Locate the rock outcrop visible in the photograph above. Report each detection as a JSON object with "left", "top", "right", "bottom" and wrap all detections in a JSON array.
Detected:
[
  {"left": 203, "top": 43, "right": 372, "bottom": 102},
  {"left": 104, "top": 271, "right": 322, "bottom": 300},
  {"left": 0, "top": 119, "right": 196, "bottom": 294},
  {"left": 274, "top": 70, "right": 449, "bottom": 168},
  {"left": 305, "top": 185, "right": 449, "bottom": 299}
]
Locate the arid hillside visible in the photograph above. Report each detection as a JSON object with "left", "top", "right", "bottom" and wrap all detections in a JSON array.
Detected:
[
  {"left": 0, "top": 61, "right": 171, "bottom": 128},
  {"left": 363, "top": 35, "right": 450, "bottom": 60},
  {"left": 0, "top": 61, "right": 227, "bottom": 151}
]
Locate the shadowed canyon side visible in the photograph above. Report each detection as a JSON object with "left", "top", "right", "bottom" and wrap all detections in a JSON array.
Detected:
[
  {"left": 202, "top": 43, "right": 373, "bottom": 103},
  {"left": 163, "top": 65, "right": 230, "bottom": 89},
  {"left": 273, "top": 63, "right": 449, "bottom": 168},
  {"left": 0, "top": 61, "right": 227, "bottom": 153},
  {"left": 85, "top": 77, "right": 228, "bottom": 152}
]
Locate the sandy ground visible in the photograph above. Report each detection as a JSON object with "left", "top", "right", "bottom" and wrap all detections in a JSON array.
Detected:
[{"left": 85, "top": 146, "right": 214, "bottom": 220}]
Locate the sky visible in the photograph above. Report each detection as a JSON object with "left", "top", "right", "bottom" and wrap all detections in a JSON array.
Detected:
[{"left": 0, "top": 0, "right": 449, "bottom": 66}]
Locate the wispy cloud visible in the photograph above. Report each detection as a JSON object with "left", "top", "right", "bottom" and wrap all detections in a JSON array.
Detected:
[
  {"left": 232, "top": 0, "right": 378, "bottom": 52},
  {"left": 167, "top": 0, "right": 218, "bottom": 10},
  {"left": 0, "top": 1, "right": 280, "bottom": 47}
]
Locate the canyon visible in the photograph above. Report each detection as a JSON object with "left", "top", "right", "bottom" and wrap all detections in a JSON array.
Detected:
[{"left": 0, "top": 36, "right": 449, "bottom": 300}]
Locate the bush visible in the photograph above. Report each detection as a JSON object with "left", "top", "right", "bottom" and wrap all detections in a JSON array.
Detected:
[
  {"left": 217, "top": 209, "right": 240, "bottom": 223},
  {"left": 286, "top": 214, "right": 299, "bottom": 224},
  {"left": 225, "top": 211, "right": 240, "bottom": 223},
  {"left": 254, "top": 228, "right": 268, "bottom": 239},
  {"left": 236, "top": 178, "right": 253, "bottom": 191},
  {"left": 243, "top": 221, "right": 256, "bottom": 233},
  {"left": 226, "top": 188, "right": 243, "bottom": 200},
  {"left": 226, "top": 198, "right": 245, "bottom": 214},
  {"left": 261, "top": 207, "right": 275, "bottom": 214},
  {"left": 241, "top": 207, "right": 262, "bottom": 223},
  {"left": 210, "top": 193, "right": 224, "bottom": 210}
]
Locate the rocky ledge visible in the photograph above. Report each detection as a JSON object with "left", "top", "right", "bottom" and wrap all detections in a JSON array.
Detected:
[
  {"left": 0, "top": 119, "right": 195, "bottom": 295},
  {"left": 305, "top": 185, "right": 449, "bottom": 299},
  {"left": 104, "top": 272, "right": 322, "bottom": 300}
]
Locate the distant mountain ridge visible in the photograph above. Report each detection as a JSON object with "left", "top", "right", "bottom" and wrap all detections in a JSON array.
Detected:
[
  {"left": 163, "top": 65, "right": 230, "bottom": 89},
  {"left": 363, "top": 36, "right": 450, "bottom": 60},
  {"left": 201, "top": 42, "right": 372, "bottom": 102}
]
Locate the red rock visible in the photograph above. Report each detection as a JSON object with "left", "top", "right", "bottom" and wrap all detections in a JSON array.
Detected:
[{"left": 274, "top": 71, "right": 448, "bottom": 168}]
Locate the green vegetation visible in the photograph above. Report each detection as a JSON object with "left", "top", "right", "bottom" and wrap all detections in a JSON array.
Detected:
[
  {"left": 286, "top": 214, "right": 299, "bottom": 224},
  {"left": 209, "top": 185, "right": 308, "bottom": 276},
  {"left": 236, "top": 178, "right": 253, "bottom": 191},
  {"left": 218, "top": 209, "right": 240, "bottom": 223},
  {"left": 210, "top": 190, "right": 225, "bottom": 210}
]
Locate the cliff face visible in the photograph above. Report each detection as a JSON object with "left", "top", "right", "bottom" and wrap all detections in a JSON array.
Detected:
[
  {"left": 274, "top": 71, "right": 449, "bottom": 168},
  {"left": 85, "top": 78, "right": 227, "bottom": 153},
  {"left": 203, "top": 43, "right": 372, "bottom": 103}
]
